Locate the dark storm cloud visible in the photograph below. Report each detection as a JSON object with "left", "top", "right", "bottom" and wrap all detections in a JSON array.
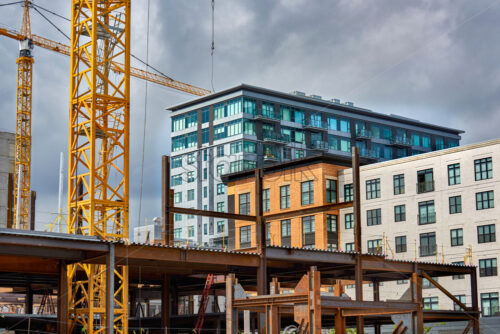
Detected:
[{"left": 0, "top": 0, "right": 499, "bottom": 231}]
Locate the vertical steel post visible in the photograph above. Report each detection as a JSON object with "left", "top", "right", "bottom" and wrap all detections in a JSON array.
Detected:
[
  {"left": 161, "top": 274, "right": 171, "bottom": 334},
  {"left": 29, "top": 190, "right": 35, "bottom": 230},
  {"left": 162, "top": 156, "right": 172, "bottom": 245},
  {"left": 106, "top": 244, "right": 115, "bottom": 334},
  {"left": 7, "top": 173, "right": 13, "bottom": 229},
  {"left": 470, "top": 268, "right": 480, "bottom": 334},
  {"left": 57, "top": 261, "right": 68, "bottom": 334},
  {"left": 352, "top": 147, "right": 364, "bottom": 332},
  {"left": 412, "top": 264, "right": 423, "bottom": 334},
  {"left": 255, "top": 168, "right": 266, "bottom": 333}
]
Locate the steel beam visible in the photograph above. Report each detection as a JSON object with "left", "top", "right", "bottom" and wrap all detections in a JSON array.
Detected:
[
  {"left": 169, "top": 206, "right": 256, "bottom": 222},
  {"left": 263, "top": 201, "right": 353, "bottom": 221}
]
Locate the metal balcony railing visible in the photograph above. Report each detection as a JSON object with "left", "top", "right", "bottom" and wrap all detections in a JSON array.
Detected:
[
  {"left": 419, "top": 244, "right": 437, "bottom": 257},
  {"left": 263, "top": 131, "right": 288, "bottom": 143},
  {"left": 418, "top": 212, "right": 436, "bottom": 225},
  {"left": 417, "top": 181, "right": 435, "bottom": 194}
]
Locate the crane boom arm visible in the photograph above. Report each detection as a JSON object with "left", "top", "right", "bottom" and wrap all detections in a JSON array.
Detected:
[{"left": 0, "top": 27, "right": 211, "bottom": 96}]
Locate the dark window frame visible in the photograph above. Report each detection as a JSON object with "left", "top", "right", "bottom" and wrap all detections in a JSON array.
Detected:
[
  {"left": 280, "top": 185, "right": 290, "bottom": 209},
  {"left": 478, "top": 224, "right": 496, "bottom": 244},
  {"left": 326, "top": 179, "right": 337, "bottom": 203},
  {"left": 367, "top": 208, "right": 382, "bottom": 226},
  {"left": 301, "top": 180, "right": 314, "bottom": 206},
  {"left": 239, "top": 193, "right": 251, "bottom": 215},
  {"left": 450, "top": 228, "right": 463, "bottom": 247},
  {"left": 394, "top": 204, "right": 406, "bottom": 222},
  {"left": 393, "top": 174, "right": 405, "bottom": 195},
  {"left": 479, "top": 258, "right": 497, "bottom": 277},
  {"left": 448, "top": 163, "right": 461, "bottom": 185},
  {"left": 475, "top": 157, "right": 493, "bottom": 181},
  {"left": 395, "top": 236, "right": 407, "bottom": 253},
  {"left": 366, "top": 178, "right": 381, "bottom": 200},
  {"left": 476, "top": 191, "right": 494, "bottom": 210}
]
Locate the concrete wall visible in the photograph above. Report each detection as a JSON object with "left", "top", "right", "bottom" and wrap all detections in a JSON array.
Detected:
[{"left": 0, "top": 132, "right": 15, "bottom": 229}]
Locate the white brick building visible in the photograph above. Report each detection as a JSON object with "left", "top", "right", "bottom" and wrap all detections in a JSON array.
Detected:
[{"left": 339, "top": 139, "right": 500, "bottom": 316}]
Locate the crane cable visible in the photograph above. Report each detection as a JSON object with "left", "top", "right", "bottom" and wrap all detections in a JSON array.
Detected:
[
  {"left": 137, "top": 0, "right": 151, "bottom": 228},
  {"left": 211, "top": 0, "right": 215, "bottom": 92}
]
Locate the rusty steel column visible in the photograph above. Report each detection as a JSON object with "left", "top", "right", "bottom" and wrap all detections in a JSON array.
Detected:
[
  {"left": 7, "top": 173, "right": 14, "bottom": 228},
  {"left": 412, "top": 265, "right": 423, "bottom": 334},
  {"left": 255, "top": 168, "right": 267, "bottom": 333},
  {"left": 352, "top": 147, "right": 364, "bottom": 332},
  {"left": 226, "top": 273, "right": 238, "bottom": 333},
  {"left": 57, "top": 261, "right": 68, "bottom": 334},
  {"left": 162, "top": 156, "right": 173, "bottom": 245},
  {"left": 29, "top": 190, "right": 36, "bottom": 230},
  {"left": 161, "top": 274, "right": 171, "bottom": 333},
  {"left": 373, "top": 281, "right": 381, "bottom": 334},
  {"left": 334, "top": 281, "right": 346, "bottom": 334},
  {"left": 470, "top": 268, "right": 480, "bottom": 334}
]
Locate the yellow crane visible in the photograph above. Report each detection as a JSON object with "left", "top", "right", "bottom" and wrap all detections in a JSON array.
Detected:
[{"left": 11, "top": 0, "right": 33, "bottom": 230}]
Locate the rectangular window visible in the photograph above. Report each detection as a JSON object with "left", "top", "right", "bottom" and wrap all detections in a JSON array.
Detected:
[
  {"left": 423, "top": 297, "right": 438, "bottom": 310},
  {"left": 202, "top": 107, "right": 209, "bottom": 123},
  {"left": 202, "top": 128, "right": 209, "bottom": 144},
  {"left": 367, "top": 239, "right": 382, "bottom": 254},
  {"left": 204, "top": 224, "right": 208, "bottom": 235},
  {"left": 174, "top": 192, "right": 182, "bottom": 203},
  {"left": 449, "top": 196, "right": 462, "bottom": 214},
  {"left": 395, "top": 236, "right": 407, "bottom": 253},
  {"left": 345, "top": 242, "right": 355, "bottom": 252},
  {"left": 478, "top": 224, "right": 496, "bottom": 243},
  {"left": 452, "top": 261, "right": 465, "bottom": 280},
  {"left": 367, "top": 208, "right": 382, "bottom": 226},
  {"left": 174, "top": 213, "right": 182, "bottom": 222},
  {"left": 481, "top": 292, "right": 499, "bottom": 317},
  {"left": 397, "top": 280, "right": 409, "bottom": 285},
  {"left": 280, "top": 185, "right": 290, "bottom": 209},
  {"left": 217, "top": 221, "right": 224, "bottom": 233},
  {"left": 344, "top": 184, "right": 353, "bottom": 202},
  {"left": 171, "top": 174, "right": 182, "bottom": 186},
  {"left": 281, "top": 219, "right": 291, "bottom": 247},
  {"left": 174, "top": 228, "right": 182, "bottom": 240},
  {"left": 203, "top": 186, "right": 207, "bottom": 198},
  {"left": 171, "top": 156, "right": 182, "bottom": 169},
  {"left": 217, "top": 183, "right": 225, "bottom": 195},
  {"left": 345, "top": 213, "right": 353, "bottom": 229},
  {"left": 454, "top": 295, "right": 466, "bottom": 311},
  {"left": 214, "top": 103, "right": 225, "bottom": 120},
  {"left": 393, "top": 174, "right": 405, "bottom": 195},
  {"left": 448, "top": 163, "right": 461, "bottom": 185},
  {"left": 188, "top": 226, "right": 194, "bottom": 238},
  {"left": 475, "top": 157, "right": 493, "bottom": 181},
  {"left": 239, "top": 193, "right": 251, "bottom": 215},
  {"left": 476, "top": 191, "right": 494, "bottom": 210},
  {"left": 326, "top": 179, "right": 337, "bottom": 203},
  {"left": 394, "top": 205, "right": 406, "bottom": 222},
  {"left": 327, "top": 214, "right": 337, "bottom": 232},
  {"left": 417, "top": 168, "right": 434, "bottom": 193},
  {"left": 216, "top": 164, "right": 224, "bottom": 176},
  {"left": 479, "top": 258, "right": 497, "bottom": 277},
  {"left": 263, "top": 189, "right": 270, "bottom": 212},
  {"left": 217, "top": 145, "right": 224, "bottom": 157},
  {"left": 230, "top": 141, "right": 242, "bottom": 154},
  {"left": 450, "top": 228, "right": 463, "bottom": 246},
  {"left": 187, "top": 189, "right": 195, "bottom": 201},
  {"left": 187, "top": 153, "right": 195, "bottom": 164},
  {"left": 366, "top": 178, "right": 381, "bottom": 200},
  {"left": 217, "top": 202, "right": 225, "bottom": 212},
  {"left": 240, "top": 226, "right": 251, "bottom": 248},
  {"left": 301, "top": 181, "right": 314, "bottom": 205},
  {"left": 187, "top": 171, "right": 195, "bottom": 183},
  {"left": 302, "top": 216, "right": 315, "bottom": 248},
  {"left": 420, "top": 232, "right": 436, "bottom": 257},
  {"left": 418, "top": 200, "right": 435, "bottom": 225}
]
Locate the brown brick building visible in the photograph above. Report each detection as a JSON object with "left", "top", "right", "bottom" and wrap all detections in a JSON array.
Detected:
[{"left": 223, "top": 155, "right": 362, "bottom": 250}]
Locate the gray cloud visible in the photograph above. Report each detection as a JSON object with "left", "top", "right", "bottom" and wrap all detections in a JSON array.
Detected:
[{"left": 0, "top": 0, "right": 499, "bottom": 232}]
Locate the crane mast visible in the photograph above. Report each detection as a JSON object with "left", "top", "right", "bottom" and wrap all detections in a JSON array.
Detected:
[
  {"left": 13, "top": 0, "right": 34, "bottom": 229},
  {"left": 67, "top": 1, "right": 130, "bottom": 332}
]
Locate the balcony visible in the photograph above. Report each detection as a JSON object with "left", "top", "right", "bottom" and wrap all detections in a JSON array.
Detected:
[
  {"left": 263, "top": 132, "right": 288, "bottom": 144},
  {"left": 255, "top": 110, "right": 280, "bottom": 122},
  {"left": 355, "top": 129, "right": 372, "bottom": 140},
  {"left": 358, "top": 148, "right": 376, "bottom": 158},
  {"left": 391, "top": 137, "right": 411, "bottom": 147},
  {"left": 311, "top": 140, "right": 329, "bottom": 151},
  {"left": 417, "top": 181, "right": 434, "bottom": 194},
  {"left": 304, "top": 119, "right": 328, "bottom": 130},
  {"left": 418, "top": 212, "right": 436, "bottom": 225},
  {"left": 419, "top": 244, "right": 437, "bottom": 257}
]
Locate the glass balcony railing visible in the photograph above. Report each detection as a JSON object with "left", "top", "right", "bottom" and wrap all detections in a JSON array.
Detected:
[
  {"left": 420, "top": 244, "right": 437, "bottom": 257},
  {"left": 391, "top": 137, "right": 411, "bottom": 146},
  {"left": 304, "top": 119, "right": 328, "bottom": 129},
  {"left": 255, "top": 109, "right": 280, "bottom": 121},
  {"left": 417, "top": 181, "right": 434, "bottom": 194},
  {"left": 263, "top": 131, "right": 289, "bottom": 143},
  {"left": 355, "top": 129, "right": 372, "bottom": 139},
  {"left": 418, "top": 212, "right": 436, "bottom": 225},
  {"left": 311, "top": 140, "right": 329, "bottom": 151}
]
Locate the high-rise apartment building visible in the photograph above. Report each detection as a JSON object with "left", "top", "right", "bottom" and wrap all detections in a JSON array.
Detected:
[{"left": 167, "top": 84, "right": 462, "bottom": 247}]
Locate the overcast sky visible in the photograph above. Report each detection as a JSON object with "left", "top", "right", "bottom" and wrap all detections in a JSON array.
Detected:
[{"left": 0, "top": 0, "right": 499, "bottom": 233}]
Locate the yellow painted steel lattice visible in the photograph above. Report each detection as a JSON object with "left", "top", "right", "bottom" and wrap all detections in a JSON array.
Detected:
[
  {"left": 67, "top": 1, "right": 130, "bottom": 333},
  {"left": 13, "top": 0, "right": 33, "bottom": 230}
]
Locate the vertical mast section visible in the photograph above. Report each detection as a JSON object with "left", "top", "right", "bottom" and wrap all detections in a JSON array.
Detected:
[
  {"left": 13, "top": 0, "right": 34, "bottom": 229},
  {"left": 67, "top": 1, "right": 130, "bottom": 333}
]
